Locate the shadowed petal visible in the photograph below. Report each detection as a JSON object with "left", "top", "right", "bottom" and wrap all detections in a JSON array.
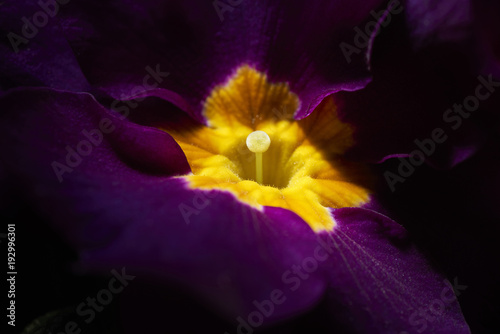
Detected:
[
  {"left": 405, "top": 0, "right": 472, "bottom": 49},
  {"left": 0, "top": 1, "right": 90, "bottom": 92},
  {"left": 334, "top": 1, "right": 487, "bottom": 168},
  {"left": 51, "top": 0, "right": 386, "bottom": 119},
  {"left": 321, "top": 208, "right": 470, "bottom": 333}
]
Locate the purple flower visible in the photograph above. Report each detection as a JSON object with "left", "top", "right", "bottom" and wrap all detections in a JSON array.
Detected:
[{"left": 1, "top": 0, "right": 496, "bottom": 333}]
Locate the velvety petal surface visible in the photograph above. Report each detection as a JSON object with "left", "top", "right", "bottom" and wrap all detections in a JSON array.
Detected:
[
  {"left": 0, "top": 1, "right": 90, "bottom": 92},
  {"left": 50, "top": 0, "right": 390, "bottom": 120},
  {"left": 405, "top": 0, "right": 473, "bottom": 49},
  {"left": 373, "top": 137, "right": 500, "bottom": 333},
  {"left": 321, "top": 208, "right": 470, "bottom": 333},
  {"left": 333, "top": 1, "right": 489, "bottom": 168},
  {"left": 0, "top": 89, "right": 469, "bottom": 332}
]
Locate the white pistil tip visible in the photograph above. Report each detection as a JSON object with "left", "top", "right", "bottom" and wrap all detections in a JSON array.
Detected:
[{"left": 246, "top": 131, "right": 271, "bottom": 153}]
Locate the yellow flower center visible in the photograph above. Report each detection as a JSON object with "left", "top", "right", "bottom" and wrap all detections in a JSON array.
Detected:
[{"left": 161, "top": 65, "right": 372, "bottom": 232}]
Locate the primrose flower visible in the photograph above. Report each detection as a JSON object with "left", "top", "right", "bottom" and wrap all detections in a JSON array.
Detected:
[{"left": 2, "top": 0, "right": 495, "bottom": 333}]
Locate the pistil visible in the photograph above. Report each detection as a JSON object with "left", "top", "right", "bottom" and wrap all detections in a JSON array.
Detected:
[{"left": 246, "top": 130, "right": 271, "bottom": 184}]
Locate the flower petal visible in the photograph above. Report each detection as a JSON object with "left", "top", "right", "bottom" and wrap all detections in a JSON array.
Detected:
[
  {"left": 320, "top": 208, "right": 470, "bottom": 333},
  {"left": 53, "top": 0, "right": 387, "bottom": 118},
  {"left": 0, "top": 2, "right": 89, "bottom": 92},
  {"left": 405, "top": 0, "right": 472, "bottom": 49},
  {"left": 0, "top": 88, "right": 190, "bottom": 187},
  {"left": 375, "top": 138, "right": 500, "bottom": 332},
  {"left": 335, "top": 2, "right": 487, "bottom": 168}
]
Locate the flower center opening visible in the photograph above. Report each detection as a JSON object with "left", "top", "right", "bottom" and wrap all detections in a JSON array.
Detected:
[
  {"left": 228, "top": 124, "right": 308, "bottom": 189},
  {"left": 161, "top": 65, "right": 372, "bottom": 232}
]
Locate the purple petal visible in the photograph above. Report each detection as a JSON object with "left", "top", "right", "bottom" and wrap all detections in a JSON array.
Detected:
[
  {"left": 335, "top": 1, "right": 487, "bottom": 168},
  {"left": 405, "top": 0, "right": 473, "bottom": 49},
  {"left": 0, "top": 88, "right": 190, "bottom": 185},
  {"left": 55, "top": 0, "right": 387, "bottom": 119},
  {"left": 320, "top": 208, "right": 470, "bottom": 333},
  {"left": 0, "top": 1, "right": 89, "bottom": 92},
  {"left": 373, "top": 139, "right": 500, "bottom": 332}
]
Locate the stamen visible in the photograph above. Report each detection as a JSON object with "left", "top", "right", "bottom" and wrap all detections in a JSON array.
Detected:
[{"left": 246, "top": 131, "right": 271, "bottom": 184}]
